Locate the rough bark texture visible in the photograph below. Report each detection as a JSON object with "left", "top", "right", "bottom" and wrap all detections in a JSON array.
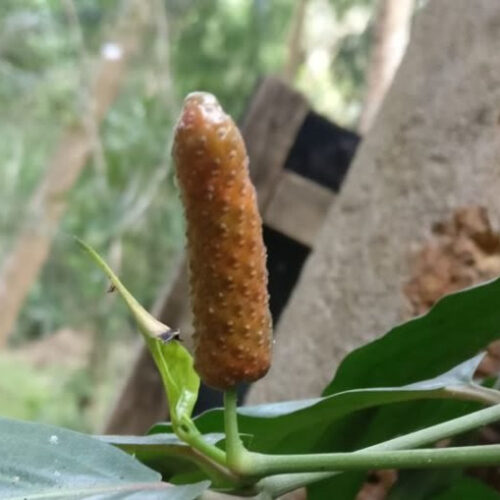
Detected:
[
  {"left": 358, "top": 0, "right": 414, "bottom": 133},
  {"left": 0, "top": 0, "right": 149, "bottom": 346},
  {"left": 247, "top": 0, "right": 500, "bottom": 404}
]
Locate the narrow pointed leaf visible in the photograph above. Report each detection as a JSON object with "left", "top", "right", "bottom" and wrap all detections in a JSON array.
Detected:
[
  {"left": 98, "top": 433, "right": 225, "bottom": 478},
  {"left": 76, "top": 238, "right": 199, "bottom": 423}
]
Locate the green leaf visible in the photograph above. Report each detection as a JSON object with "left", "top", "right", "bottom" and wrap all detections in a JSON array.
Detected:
[
  {"left": 385, "top": 469, "right": 486, "bottom": 500},
  {"left": 76, "top": 238, "right": 199, "bottom": 424},
  {"left": 0, "top": 416, "right": 210, "bottom": 499},
  {"left": 146, "top": 338, "right": 200, "bottom": 426},
  {"left": 149, "top": 354, "right": 490, "bottom": 455},
  {"left": 311, "top": 277, "right": 500, "bottom": 498},
  {"left": 99, "top": 433, "right": 225, "bottom": 478},
  {"left": 430, "top": 476, "right": 500, "bottom": 499},
  {"left": 324, "top": 277, "right": 500, "bottom": 395}
]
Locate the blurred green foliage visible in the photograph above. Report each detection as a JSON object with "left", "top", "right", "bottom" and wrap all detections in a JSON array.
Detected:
[
  {"left": 0, "top": 0, "right": 373, "bottom": 430},
  {"left": 171, "top": 0, "right": 294, "bottom": 118},
  {"left": 0, "top": 352, "right": 90, "bottom": 430}
]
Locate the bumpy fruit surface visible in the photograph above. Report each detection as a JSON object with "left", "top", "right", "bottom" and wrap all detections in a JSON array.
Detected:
[{"left": 172, "top": 92, "right": 272, "bottom": 390}]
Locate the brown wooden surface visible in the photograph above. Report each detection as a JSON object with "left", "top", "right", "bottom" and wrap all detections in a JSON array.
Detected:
[
  {"left": 241, "top": 77, "right": 309, "bottom": 211},
  {"left": 264, "top": 170, "right": 335, "bottom": 246}
]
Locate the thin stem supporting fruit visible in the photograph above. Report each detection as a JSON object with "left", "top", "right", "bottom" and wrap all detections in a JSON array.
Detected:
[
  {"left": 174, "top": 417, "right": 227, "bottom": 468},
  {"left": 224, "top": 389, "right": 249, "bottom": 471}
]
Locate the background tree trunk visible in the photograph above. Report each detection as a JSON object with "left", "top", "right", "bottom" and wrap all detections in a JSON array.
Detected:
[
  {"left": 358, "top": 0, "right": 414, "bottom": 134},
  {"left": 283, "top": 0, "right": 310, "bottom": 83},
  {"left": 0, "top": 0, "right": 150, "bottom": 347},
  {"left": 248, "top": 0, "right": 500, "bottom": 404}
]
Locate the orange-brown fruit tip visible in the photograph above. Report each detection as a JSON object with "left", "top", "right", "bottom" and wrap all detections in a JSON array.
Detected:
[{"left": 173, "top": 92, "right": 272, "bottom": 391}]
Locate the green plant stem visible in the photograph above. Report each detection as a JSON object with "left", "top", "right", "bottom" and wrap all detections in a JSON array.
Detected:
[
  {"left": 142, "top": 337, "right": 225, "bottom": 468},
  {"left": 224, "top": 389, "right": 248, "bottom": 471},
  {"left": 258, "top": 403, "right": 500, "bottom": 496},
  {"left": 189, "top": 449, "right": 243, "bottom": 489},
  {"left": 174, "top": 417, "right": 227, "bottom": 467},
  {"left": 445, "top": 384, "right": 500, "bottom": 404},
  {"left": 249, "top": 444, "right": 500, "bottom": 476}
]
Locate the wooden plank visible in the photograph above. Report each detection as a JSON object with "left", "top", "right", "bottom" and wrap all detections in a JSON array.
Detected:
[
  {"left": 263, "top": 171, "right": 336, "bottom": 247},
  {"left": 241, "top": 76, "right": 309, "bottom": 211}
]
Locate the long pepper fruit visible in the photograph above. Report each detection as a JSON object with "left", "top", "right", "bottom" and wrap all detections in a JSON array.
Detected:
[{"left": 172, "top": 92, "right": 272, "bottom": 390}]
